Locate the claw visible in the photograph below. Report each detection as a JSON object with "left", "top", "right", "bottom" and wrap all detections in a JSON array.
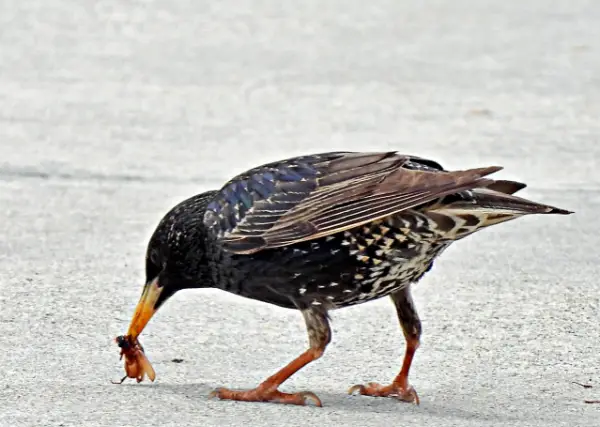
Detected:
[
  {"left": 348, "top": 384, "right": 365, "bottom": 395},
  {"left": 208, "top": 388, "right": 221, "bottom": 399},
  {"left": 297, "top": 391, "right": 323, "bottom": 407}
]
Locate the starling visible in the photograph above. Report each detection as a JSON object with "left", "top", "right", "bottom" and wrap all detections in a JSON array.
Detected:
[{"left": 117, "top": 151, "right": 572, "bottom": 406}]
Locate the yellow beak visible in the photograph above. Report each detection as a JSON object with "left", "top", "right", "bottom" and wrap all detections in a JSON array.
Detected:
[{"left": 126, "top": 276, "right": 163, "bottom": 339}]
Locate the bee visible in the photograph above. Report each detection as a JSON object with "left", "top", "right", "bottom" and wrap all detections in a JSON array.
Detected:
[{"left": 112, "top": 335, "right": 156, "bottom": 384}]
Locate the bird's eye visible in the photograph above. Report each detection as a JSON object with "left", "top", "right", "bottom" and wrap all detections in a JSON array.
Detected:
[
  {"left": 150, "top": 249, "right": 160, "bottom": 266},
  {"left": 145, "top": 248, "right": 163, "bottom": 282}
]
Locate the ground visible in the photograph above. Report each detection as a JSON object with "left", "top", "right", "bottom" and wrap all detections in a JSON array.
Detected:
[{"left": 0, "top": 1, "right": 598, "bottom": 426}]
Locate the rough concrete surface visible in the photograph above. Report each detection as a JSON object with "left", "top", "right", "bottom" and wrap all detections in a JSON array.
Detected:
[{"left": 0, "top": 1, "right": 598, "bottom": 426}]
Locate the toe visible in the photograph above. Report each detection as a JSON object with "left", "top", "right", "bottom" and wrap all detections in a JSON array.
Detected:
[
  {"left": 347, "top": 384, "right": 366, "bottom": 395},
  {"left": 208, "top": 387, "right": 227, "bottom": 399},
  {"left": 348, "top": 382, "right": 386, "bottom": 396},
  {"left": 348, "top": 382, "right": 420, "bottom": 404},
  {"left": 271, "top": 390, "right": 323, "bottom": 407},
  {"left": 210, "top": 387, "right": 322, "bottom": 406},
  {"left": 367, "top": 382, "right": 383, "bottom": 389}
]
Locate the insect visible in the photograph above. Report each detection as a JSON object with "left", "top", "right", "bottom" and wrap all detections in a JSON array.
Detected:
[{"left": 111, "top": 335, "right": 156, "bottom": 384}]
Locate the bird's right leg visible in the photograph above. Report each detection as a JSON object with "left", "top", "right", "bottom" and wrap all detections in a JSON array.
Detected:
[
  {"left": 349, "top": 286, "right": 421, "bottom": 404},
  {"left": 210, "top": 307, "right": 331, "bottom": 406}
]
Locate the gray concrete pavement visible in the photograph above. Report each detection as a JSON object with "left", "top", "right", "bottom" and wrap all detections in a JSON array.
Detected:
[{"left": 1, "top": 1, "right": 598, "bottom": 426}]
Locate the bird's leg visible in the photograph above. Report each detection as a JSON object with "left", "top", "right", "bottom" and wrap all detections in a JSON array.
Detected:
[
  {"left": 349, "top": 287, "right": 421, "bottom": 404},
  {"left": 210, "top": 308, "right": 331, "bottom": 406}
]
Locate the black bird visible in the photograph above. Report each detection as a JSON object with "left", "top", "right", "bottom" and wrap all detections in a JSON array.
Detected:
[{"left": 118, "top": 151, "right": 572, "bottom": 406}]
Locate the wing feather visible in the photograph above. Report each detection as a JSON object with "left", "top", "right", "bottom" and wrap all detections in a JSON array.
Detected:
[{"left": 203, "top": 151, "right": 502, "bottom": 254}]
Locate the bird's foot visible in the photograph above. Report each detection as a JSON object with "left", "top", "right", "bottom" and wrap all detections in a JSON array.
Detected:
[
  {"left": 209, "top": 386, "right": 323, "bottom": 407},
  {"left": 348, "top": 381, "right": 419, "bottom": 405}
]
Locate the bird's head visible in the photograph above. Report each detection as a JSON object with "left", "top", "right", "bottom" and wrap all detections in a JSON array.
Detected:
[{"left": 124, "top": 191, "right": 218, "bottom": 340}]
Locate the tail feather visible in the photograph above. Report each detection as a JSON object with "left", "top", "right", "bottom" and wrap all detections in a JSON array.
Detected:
[
  {"left": 484, "top": 180, "right": 527, "bottom": 195},
  {"left": 424, "top": 186, "right": 572, "bottom": 240},
  {"left": 440, "top": 187, "right": 573, "bottom": 216},
  {"left": 478, "top": 186, "right": 572, "bottom": 215}
]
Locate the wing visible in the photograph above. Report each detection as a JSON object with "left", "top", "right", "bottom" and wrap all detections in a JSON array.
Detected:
[{"left": 203, "top": 151, "right": 502, "bottom": 254}]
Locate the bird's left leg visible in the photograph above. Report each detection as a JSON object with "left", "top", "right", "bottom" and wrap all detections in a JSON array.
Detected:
[
  {"left": 210, "top": 307, "right": 331, "bottom": 406},
  {"left": 349, "top": 286, "right": 421, "bottom": 404}
]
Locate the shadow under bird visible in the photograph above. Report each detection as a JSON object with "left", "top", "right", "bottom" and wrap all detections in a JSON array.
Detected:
[{"left": 114, "top": 151, "right": 572, "bottom": 406}]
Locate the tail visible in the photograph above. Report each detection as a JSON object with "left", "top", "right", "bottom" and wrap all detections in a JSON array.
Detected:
[
  {"left": 472, "top": 180, "right": 573, "bottom": 216},
  {"left": 423, "top": 178, "right": 573, "bottom": 239}
]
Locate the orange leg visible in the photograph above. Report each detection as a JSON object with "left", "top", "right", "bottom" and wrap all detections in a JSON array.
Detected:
[
  {"left": 349, "top": 287, "right": 421, "bottom": 404},
  {"left": 210, "top": 308, "right": 331, "bottom": 406}
]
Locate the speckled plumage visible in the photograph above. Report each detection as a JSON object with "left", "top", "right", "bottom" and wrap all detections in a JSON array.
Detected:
[{"left": 127, "top": 151, "right": 572, "bottom": 406}]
